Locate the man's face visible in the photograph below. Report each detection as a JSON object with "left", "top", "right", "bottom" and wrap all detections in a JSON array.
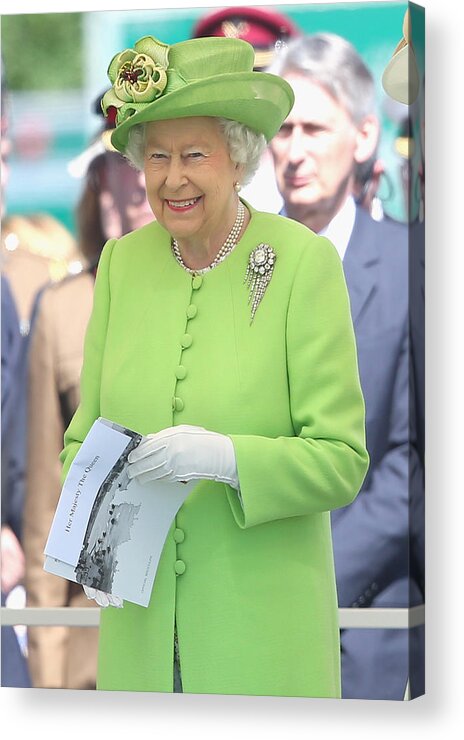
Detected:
[{"left": 270, "top": 73, "right": 362, "bottom": 222}]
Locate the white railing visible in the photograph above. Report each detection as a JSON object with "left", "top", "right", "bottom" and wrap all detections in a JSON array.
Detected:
[
  {"left": 2, "top": 605, "right": 423, "bottom": 700},
  {"left": 1, "top": 604, "right": 425, "bottom": 628}
]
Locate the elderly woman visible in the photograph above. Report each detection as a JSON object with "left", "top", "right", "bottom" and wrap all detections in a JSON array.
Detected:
[{"left": 60, "top": 35, "right": 368, "bottom": 697}]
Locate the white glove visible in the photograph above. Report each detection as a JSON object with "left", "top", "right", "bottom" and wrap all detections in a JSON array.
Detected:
[
  {"left": 127, "top": 424, "right": 239, "bottom": 489},
  {"left": 83, "top": 585, "right": 123, "bottom": 608}
]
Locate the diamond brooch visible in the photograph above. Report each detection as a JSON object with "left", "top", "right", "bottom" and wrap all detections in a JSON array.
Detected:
[{"left": 244, "top": 244, "right": 276, "bottom": 323}]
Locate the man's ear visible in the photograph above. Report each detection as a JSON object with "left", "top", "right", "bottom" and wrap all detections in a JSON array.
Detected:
[{"left": 354, "top": 114, "right": 380, "bottom": 164}]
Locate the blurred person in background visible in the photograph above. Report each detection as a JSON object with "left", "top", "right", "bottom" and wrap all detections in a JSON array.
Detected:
[
  {"left": 192, "top": 6, "right": 300, "bottom": 214},
  {"left": 1, "top": 55, "right": 32, "bottom": 688},
  {"left": 22, "top": 113, "right": 153, "bottom": 689},
  {"left": 382, "top": 9, "right": 425, "bottom": 695},
  {"left": 1, "top": 213, "right": 80, "bottom": 337},
  {"left": 1, "top": 67, "right": 82, "bottom": 650},
  {"left": 269, "top": 32, "right": 423, "bottom": 700},
  {"left": 192, "top": 5, "right": 299, "bottom": 71},
  {"left": 1, "top": 276, "right": 32, "bottom": 688}
]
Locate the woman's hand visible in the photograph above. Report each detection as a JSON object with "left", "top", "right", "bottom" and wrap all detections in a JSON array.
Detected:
[
  {"left": 83, "top": 585, "right": 123, "bottom": 608},
  {"left": 127, "top": 425, "right": 239, "bottom": 488}
]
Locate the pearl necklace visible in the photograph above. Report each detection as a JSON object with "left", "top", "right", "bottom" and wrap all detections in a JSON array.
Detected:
[{"left": 171, "top": 200, "right": 245, "bottom": 275}]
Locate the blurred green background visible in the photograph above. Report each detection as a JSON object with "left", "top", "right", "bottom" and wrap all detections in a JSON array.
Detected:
[{"left": 2, "top": 2, "right": 411, "bottom": 234}]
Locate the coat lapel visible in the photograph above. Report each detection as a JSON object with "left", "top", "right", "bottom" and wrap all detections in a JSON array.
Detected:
[{"left": 343, "top": 207, "right": 380, "bottom": 326}]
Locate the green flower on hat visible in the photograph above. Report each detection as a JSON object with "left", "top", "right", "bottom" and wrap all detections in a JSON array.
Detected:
[{"left": 101, "top": 36, "right": 170, "bottom": 125}]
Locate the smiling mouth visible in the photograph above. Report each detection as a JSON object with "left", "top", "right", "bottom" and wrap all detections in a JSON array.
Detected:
[{"left": 166, "top": 196, "right": 202, "bottom": 210}]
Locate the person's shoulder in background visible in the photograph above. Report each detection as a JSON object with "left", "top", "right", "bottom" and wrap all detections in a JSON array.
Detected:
[{"left": 1, "top": 213, "right": 82, "bottom": 336}]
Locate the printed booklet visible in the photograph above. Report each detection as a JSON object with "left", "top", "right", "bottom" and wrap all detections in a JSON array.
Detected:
[{"left": 44, "top": 418, "right": 195, "bottom": 607}]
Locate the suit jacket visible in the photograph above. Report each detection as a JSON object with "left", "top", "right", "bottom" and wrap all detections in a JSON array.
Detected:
[
  {"left": 409, "top": 218, "right": 425, "bottom": 600},
  {"left": 60, "top": 207, "right": 368, "bottom": 696},
  {"left": 22, "top": 270, "right": 99, "bottom": 689},
  {"left": 331, "top": 206, "right": 425, "bottom": 699},
  {"left": 1, "top": 275, "right": 32, "bottom": 688},
  {"left": 1, "top": 275, "right": 22, "bottom": 534}
]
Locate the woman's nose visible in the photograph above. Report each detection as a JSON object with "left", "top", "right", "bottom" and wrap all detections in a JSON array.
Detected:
[{"left": 165, "top": 158, "right": 187, "bottom": 189}]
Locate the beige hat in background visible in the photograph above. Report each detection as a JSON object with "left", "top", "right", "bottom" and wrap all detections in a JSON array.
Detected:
[{"left": 382, "top": 9, "right": 420, "bottom": 105}]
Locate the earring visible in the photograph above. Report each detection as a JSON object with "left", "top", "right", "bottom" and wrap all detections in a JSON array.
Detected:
[{"left": 234, "top": 182, "right": 241, "bottom": 193}]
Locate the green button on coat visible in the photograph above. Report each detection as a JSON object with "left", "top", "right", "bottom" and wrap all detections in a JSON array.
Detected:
[
  {"left": 181, "top": 333, "right": 192, "bottom": 348},
  {"left": 174, "top": 559, "right": 186, "bottom": 575},
  {"left": 186, "top": 304, "right": 198, "bottom": 319},
  {"left": 175, "top": 365, "right": 187, "bottom": 380},
  {"left": 172, "top": 396, "right": 184, "bottom": 412},
  {"left": 173, "top": 528, "right": 185, "bottom": 543},
  {"left": 192, "top": 275, "right": 203, "bottom": 290}
]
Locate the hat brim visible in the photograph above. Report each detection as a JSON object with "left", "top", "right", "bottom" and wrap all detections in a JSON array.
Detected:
[
  {"left": 110, "top": 71, "right": 294, "bottom": 153},
  {"left": 382, "top": 45, "right": 420, "bottom": 105}
]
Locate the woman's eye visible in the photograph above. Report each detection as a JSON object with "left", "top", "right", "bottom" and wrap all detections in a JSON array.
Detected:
[
  {"left": 188, "top": 152, "right": 204, "bottom": 159},
  {"left": 150, "top": 153, "right": 167, "bottom": 160}
]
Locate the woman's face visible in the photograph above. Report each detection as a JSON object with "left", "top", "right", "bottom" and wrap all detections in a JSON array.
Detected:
[
  {"left": 98, "top": 154, "right": 154, "bottom": 238},
  {"left": 143, "top": 117, "right": 241, "bottom": 246}
]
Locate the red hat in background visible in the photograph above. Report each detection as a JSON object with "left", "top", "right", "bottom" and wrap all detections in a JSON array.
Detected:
[{"left": 192, "top": 6, "right": 300, "bottom": 69}]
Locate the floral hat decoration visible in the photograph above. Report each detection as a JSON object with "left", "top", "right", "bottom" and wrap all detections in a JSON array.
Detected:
[{"left": 101, "top": 35, "right": 294, "bottom": 153}]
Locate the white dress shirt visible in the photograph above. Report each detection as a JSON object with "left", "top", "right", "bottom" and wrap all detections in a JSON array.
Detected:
[{"left": 319, "top": 196, "right": 356, "bottom": 262}]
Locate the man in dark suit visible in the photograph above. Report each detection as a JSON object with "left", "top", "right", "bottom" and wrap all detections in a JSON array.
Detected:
[
  {"left": 269, "top": 33, "right": 424, "bottom": 700},
  {"left": 1, "top": 58, "right": 32, "bottom": 688},
  {"left": 1, "top": 275, "right": 32, "bottom": 688}
]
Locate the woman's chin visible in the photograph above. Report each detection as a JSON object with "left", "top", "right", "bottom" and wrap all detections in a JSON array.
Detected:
[{"left": 163, "top": 212, "right": 203, "bottom": 241}]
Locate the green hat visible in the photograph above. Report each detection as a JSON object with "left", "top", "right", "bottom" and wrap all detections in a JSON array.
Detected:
[{"left": 101, "top": 35, "right": 294, "bottom": 153}]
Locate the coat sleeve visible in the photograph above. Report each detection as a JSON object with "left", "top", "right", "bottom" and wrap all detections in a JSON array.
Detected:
[
  {"left": 226, "top": 236, "right": 369, "bottom": 529},
  {"left": 59, "top": 239, "right": 116, "bottom": 480}
]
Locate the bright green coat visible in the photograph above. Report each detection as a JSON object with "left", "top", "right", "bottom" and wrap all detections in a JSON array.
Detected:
[{"left": 61, "top": 205, "right": 368, "bottom": 697}]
